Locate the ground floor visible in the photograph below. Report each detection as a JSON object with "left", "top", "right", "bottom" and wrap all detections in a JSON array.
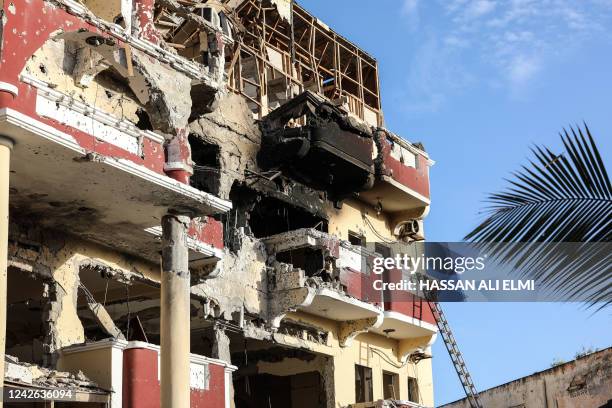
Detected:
[{"left": 3, "top": 225, "right": 435, "bottom": 408}]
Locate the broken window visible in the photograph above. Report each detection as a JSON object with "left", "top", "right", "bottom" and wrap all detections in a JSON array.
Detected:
[
  {"left": 189, "top": 135, "right": 221, "bottom": 195},
  {"left": 408, "top": 376, "right": 420, "bottom": 403},
  {"left": 276, "top": 247, "right": 325, "bottom": 278},
  {"left": 154, "top": 2, "right": 232, "bottom": 67},
  {"left": 355, "top": 364, "right": 373, "bottom": 403},
  {"left": 348, "top": 231, "right": 366, "bottom": 248},
  {"left": 248, "top": 196, "right": 326, "bottom": 238},
  {"left": 382, "top": 371, "right": 399, "bottom": 400},
  {"left": 5, "top": 268, "right": 49, "bottom": 366},
  {"left": 77, "top": 264, "right": 160, "bottom": 344},
  {"left": 375, "top": 243, "right": 391, "bottom": 258}
]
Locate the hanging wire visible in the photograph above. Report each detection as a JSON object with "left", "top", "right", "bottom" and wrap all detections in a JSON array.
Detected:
[
  {"left": 362, "top": 214, "right": 398, "bottom": 244},
  {"left": 103, "top": 279, "right": 109, "bottom": 307},
  {"left": 78, "top": 282, "right": 98, "bottom": 304},
  {"left": 369, "top": 346, "right": 408, "bottom": 369}
]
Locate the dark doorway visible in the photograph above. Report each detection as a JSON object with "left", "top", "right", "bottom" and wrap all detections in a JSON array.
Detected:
[{"left": 234, "top": 372, "right": 323, "bottom": 408}]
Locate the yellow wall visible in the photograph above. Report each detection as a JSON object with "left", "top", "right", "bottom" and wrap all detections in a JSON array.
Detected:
[
  {"left": 9, "top": 235, "right": 159, "bottom": 350},
  {"left": 81, "top": 0, "right": 123, "bottom": 23},
  {"left": 276, "top": 311, "right": 435, "bottom": 407},
  {"left": 328, "top": 198, "right": 394, "bottom": 243}
]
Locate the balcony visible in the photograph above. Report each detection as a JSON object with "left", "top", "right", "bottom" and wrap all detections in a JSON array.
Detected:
[
  {"left": 360, "top": 131, "right": 431, "bottom": 233},
  {"left": 264, "top": 230, "right": 438, "bottom": 345},
  {"left": 263, "top": 228, "right": 383, "bottom": 306},
  {"left": 375, "top": 297, "right": 438, "bottom": 341},
  {"left": 0, "top": 0, "right": 232, "bottom": 262},
  {"left": 264, "top": 229, "right": 384, "bottom": 344},
  {"left": 258, "top": 92, "right": 375, "bottom": 199},
  {"left": 372, "top": 268, "right": 437, "bottom": 342},
  {"left": 1, "top": 77, "right": 230, "bottom": 263}
]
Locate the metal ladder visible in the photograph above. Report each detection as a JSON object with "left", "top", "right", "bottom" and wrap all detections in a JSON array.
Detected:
[{"left": 427, "top": 299, "right": 484, "bottom": 408}]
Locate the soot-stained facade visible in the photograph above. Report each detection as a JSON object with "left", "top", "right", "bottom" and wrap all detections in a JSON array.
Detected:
[{"left": 0, "top": 1, "right": 437, "bottom": 407}]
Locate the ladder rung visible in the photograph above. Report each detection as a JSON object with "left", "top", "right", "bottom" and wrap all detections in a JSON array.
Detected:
[{"left": 430, "top": 301, "right": 483, "bottom": 408}]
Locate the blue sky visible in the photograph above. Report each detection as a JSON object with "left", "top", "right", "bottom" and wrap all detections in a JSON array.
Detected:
[{"left": 300, "top": 0, "right": 612, "bottom": 405}]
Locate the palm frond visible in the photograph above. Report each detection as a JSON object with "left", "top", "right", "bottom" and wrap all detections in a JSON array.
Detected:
[{"left": 464, "top": 123, "right": 612, "bottom": 305}]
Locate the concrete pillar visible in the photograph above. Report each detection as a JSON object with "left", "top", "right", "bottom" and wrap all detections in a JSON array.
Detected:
[
  {"left": 160, "top": 214, "right": 191, "bottom": 407},
  {"left": 164, "top": 131, "right": 193, "bottom": 185},
  {"left": 212, "top": 326, "right": 231, "bottom": 363},
  {"left": 0, "top": 136, "right": 13, "bottom": 408}
]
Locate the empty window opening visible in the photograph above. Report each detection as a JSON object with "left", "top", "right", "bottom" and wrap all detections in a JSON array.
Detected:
[
  {"left": 375, "top": 243, "right": 391, "bottom": 258},
  {"left": 249, "top": 197, "right": 327, "bottom": 238},
  {"left": 355, "top": 364, "right": 373, "bottom": 403},
  {"left": 348, "top": 231, "right": 366, "bottom": 247},
  {"left": 382, "top": 371, "right": 399, "bottom": 400},
  {"left": 6, "top": 268, "right": 49, "bottom": 366},
  {"left": 234, "top": 372, "right": 324, "bottom": 408},
  {"left": 232, "top": 340, "right": 327, "bottom": 408},
  {"left": 276, "top": 247, "right": 325, "bottom": 278},
  {"left": 189, "top": 135, "right": 221, "bottom": 195},
  {"left": 135, "top": 107, "right": 153, "bottom": 131},
  {"left": 77, "top": 266, "right": 160, "bottom": 344},
  {"left": 408, "top": 376, "right": 419, "bottom": 403}
]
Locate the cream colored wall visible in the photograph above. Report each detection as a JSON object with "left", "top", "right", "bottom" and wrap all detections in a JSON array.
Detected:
[
  {"left": 23, "top": 38, "right": 143, "bottom": 124},
  {"left": 328, "top": 198, "right": 394, "bottom": 243},
  {"left": 283, "top": 311, "right": 435, "bottom": 407},
  {"left": 58, "top": 347, "right": 113, "bottom": 389},
  {"left": 81, "top": 0, "right": 123, "bottom": 24},
  {"left": 9, "top": 234, "right": 159, "bottom": 351}
]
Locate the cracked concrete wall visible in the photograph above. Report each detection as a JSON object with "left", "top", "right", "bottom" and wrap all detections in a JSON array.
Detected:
[
  {"left": 7, "top": 227, "right": 159, "bottom": 365},
  {"left": 441, "top": 348, "right": 612, "bottom": 408},
  {"left": 189, "top": 92, "right": 262, "bottom": 199},
  {"left": 23, "top": 37, "right": 143, "bottom": 124},
  {"left": 131, "top": 48, "right": 193, "bottom": 134},
  {"left": 22, "top": 34, "right": 194, "bottom": 137},
  {"left": 192, "top": 233, "right": 268, "bottom": 320}
]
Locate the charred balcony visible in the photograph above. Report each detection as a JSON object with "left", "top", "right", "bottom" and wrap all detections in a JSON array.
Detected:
[{"left": 258, "top": 91, "right": 375, "bottom": 200}]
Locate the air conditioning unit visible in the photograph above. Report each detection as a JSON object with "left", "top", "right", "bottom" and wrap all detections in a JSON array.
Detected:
[{"left": 395, "top": 219, "right": 425, "bottom": 242}]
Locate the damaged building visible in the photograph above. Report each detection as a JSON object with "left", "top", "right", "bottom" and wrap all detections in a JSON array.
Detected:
[{"left": 0, "top": 0, "right": 436, "bottom": 407}]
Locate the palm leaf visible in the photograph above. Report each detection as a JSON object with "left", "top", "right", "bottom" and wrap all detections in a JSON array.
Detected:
[{"left": 464, "top": 124, "right": 612, "bottom": 306}]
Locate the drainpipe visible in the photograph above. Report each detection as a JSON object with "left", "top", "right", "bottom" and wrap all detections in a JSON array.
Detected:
[
  {"left": 160, "top": 213, "right": 191, "bottom": 407},
  {"left": 0, "top": 136, "right": 13, "bottom": 408},
  {"left": 132, "top": 0, "right": 161, "bottom": 44}
]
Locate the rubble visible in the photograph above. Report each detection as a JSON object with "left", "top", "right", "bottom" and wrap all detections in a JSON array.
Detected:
[
  {"left": 5, "top": 354, "right": 106, "bottom": 392},
  {"left": 1, "top": 0, "right": 436, "bottom": 406}
]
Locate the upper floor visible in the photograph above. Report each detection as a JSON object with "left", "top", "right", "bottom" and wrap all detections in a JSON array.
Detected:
[{"left": 0, "top": 0, "right": 435, "bottom": 351}]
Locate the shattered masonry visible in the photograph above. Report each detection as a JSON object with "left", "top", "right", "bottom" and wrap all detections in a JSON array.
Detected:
[{"left": 0, "top": 0, "right": 436, "bottom": 407}]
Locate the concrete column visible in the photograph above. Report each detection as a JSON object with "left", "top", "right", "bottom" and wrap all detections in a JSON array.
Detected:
[
  {"left": 0, "top": 136, "right": 13, "bottom": 408},
  {"left": 160, "top": 214, "right": 191, "bottom": 407}
]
